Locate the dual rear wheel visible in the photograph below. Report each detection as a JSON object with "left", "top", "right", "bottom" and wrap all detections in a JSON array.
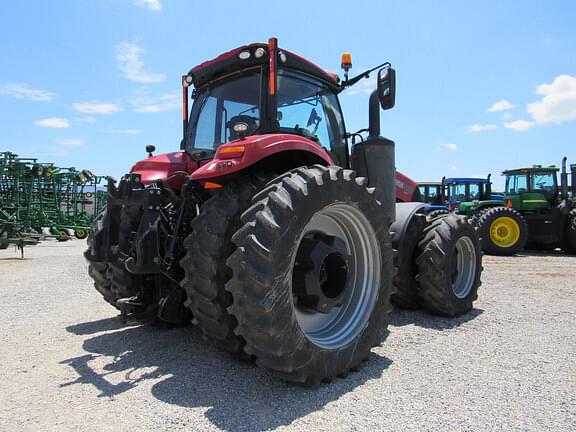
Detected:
[
  {"left": 392, "top": 212, "right": 482, "bottom": 316},
  {"left": 181, "top": 166, "right": 393, "bottom": 384}
]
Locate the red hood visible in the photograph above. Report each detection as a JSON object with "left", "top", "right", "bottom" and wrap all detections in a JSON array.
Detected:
[{"left": 130, "top": 151, "right": 198, "bottom": 188}]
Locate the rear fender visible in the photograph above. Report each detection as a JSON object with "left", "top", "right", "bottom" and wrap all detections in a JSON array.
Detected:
[
  {"left": 391, "top": 202, "right": 428, "bottom": 250},
  {"left": 190, "top": 134, "right": 333, "bottom": 182}
]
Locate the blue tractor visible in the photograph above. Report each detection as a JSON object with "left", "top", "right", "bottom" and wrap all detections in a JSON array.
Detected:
[{"left": 418, "top": 175, "right": 504, "bottom": 218}]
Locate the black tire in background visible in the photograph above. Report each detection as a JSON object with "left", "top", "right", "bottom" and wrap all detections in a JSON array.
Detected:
[
  {"left": 562, "top": 208, "right": 576, "bottom": 254},
  {"left": 0, "top": 231, "right": 9, "bottom": 250},
  {"left": 477, "top": 206, "right": 527, "bottom": 256},
  {"left": 427, "top": 209, "right": 449, "bottom": 220},
  {"left": 180, "top": 179, "right": 265, "bottom": 355},
  {"left": 416, "top": 214, "right": 482, "bottom": 316},
  {"left": 227, "top": 166, "right": 394, "bottom": 384},
  {"left": 391, "top": 213, "right": 427, "bottom": 310}
]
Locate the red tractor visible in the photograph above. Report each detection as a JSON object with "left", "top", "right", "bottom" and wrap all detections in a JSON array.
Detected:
[{"left": 85, "top": 38, "right": 482, "bottom": 384}]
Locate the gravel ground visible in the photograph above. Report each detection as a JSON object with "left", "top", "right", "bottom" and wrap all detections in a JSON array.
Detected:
[{"left": 0, "top": 241, "right": 575, "bottom": 431}]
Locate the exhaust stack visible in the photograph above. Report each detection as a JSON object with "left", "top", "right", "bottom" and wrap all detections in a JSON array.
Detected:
[
  {"left": 560, "top": 157, "right": 568, "bottom": 202},
  {"left": 570, "top": 163, "right": 576, "bottom": 197}
]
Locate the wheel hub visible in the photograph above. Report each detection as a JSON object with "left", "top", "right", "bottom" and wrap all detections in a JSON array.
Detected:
[
  {"left": 490, "top": 216, "right": 520, "bottom": 247},
  {"left": 293, "top": 233, "right": 350, "bottom": 314}
]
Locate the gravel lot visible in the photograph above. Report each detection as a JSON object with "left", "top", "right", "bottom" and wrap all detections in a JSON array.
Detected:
[{"left": 1, "top": 241, "right": 575, "bottom": 431}]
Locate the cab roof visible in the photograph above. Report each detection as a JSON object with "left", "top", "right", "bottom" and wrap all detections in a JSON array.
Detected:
[
  {"left": 503, "top": 166, "right": 559, "bottom": 175},
  {"left": 188, "top": 42, "right": 340, "bottom": 90},
  {"left": 444, "top": 177, "right": 489, "bottom": 184}
]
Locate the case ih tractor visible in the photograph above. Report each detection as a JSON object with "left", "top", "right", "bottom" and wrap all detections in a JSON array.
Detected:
[
  {"left": 457, "top": 158, "right": 576, "bottom": 255},
  {"left": 85, "top": 38, "right": 482, "bottom": 384}
]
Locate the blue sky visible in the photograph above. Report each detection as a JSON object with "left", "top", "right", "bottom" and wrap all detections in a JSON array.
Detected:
[{"left": 1, "top": 0, "right": 575, "bottom": 190}]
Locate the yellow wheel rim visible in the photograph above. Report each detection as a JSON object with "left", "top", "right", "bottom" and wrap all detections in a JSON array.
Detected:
[{"left": 489, "top": 217, "right": 520, "bottom": 248}]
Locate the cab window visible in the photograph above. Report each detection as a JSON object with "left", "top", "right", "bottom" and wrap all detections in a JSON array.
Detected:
[
  {"left": 506, "top": 175, "right": 528, "bottom": 194},
  {"left": 449, "top": 184, "right": 467, "bottom": 202},
  {"left": 531, "top": 172, "right": 556, "bottom": 191},
  {"left": 469, "top": 184, "right": 480, "bottom": 200},
  {"left": 277, "top": 71, "right": 346, "bottom": 165}
]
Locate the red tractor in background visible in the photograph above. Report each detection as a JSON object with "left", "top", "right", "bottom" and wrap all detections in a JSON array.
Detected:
[{"left": 85, "top": 38, "right": 482, "bottom": 384}]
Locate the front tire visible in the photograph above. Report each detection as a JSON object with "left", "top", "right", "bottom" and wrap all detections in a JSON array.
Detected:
[
  {"left": 416, "top": 214, "right": 482, "bottom": 316},
  {"left": 226, "top": 166, "right": 394, "bottom": 384},
  {"left": 85, "top": 208, "right": 142, "bottom": 309},
  {"left": 180, "top": 180, "right": 265, "bottom": 354},
  {"left": 477, "top": 206, "right": 527, "bottom": 255}
]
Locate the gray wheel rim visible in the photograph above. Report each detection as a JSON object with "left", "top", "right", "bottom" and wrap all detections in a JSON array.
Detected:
[
  {"left": 452, "top": 236, "right": 477, "bottom": 299},
  {"left": 291, "top": 203, "right": 381, "bottom": 349}
]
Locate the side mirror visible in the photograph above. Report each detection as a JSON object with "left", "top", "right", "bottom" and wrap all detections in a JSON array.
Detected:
[{"left": 377, "top": 66, "right": 396, "bottom": 110}]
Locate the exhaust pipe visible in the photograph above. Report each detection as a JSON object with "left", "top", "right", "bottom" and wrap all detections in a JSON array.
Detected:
[
  {"left": 570, "top": 163, "right": 576, "bottom": 197},
  {"left": 351, "top": 88, "right": 395, "bottom": 224},
  {"left": 486, "top": 173, "right": 492, "bottom": 200},
  {"left": 560, "top": 157, "right": 568, "bottom": 202}
]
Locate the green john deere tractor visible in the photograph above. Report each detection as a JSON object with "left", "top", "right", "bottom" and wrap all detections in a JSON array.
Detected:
[{"left": 457, "top": 157, "right": 576, "bottom": 255}]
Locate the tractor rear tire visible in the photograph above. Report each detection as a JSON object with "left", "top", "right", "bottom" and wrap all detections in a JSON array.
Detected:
[
  {"left": 477, "top": 206, "right": 527, "bottom": 255},
  {"left": 562, "top": 209, "right": 576, "bottom": 254},
  {"left": 391, "top": 213, "right": 427, "bottom": 310},
  {"left": 180, "top": 179, "right": 265, "bottom": 355},
  {"left": 416, "top": 214, "right": 482, "bottom": 316},
  {"left": 226, "top": 166, "right": 393, "bottom": 384}
]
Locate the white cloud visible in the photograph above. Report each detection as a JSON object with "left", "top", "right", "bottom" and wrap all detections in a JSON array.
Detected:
[
  {"left": 469, "top": 124, "right": 497, "bottom": 132},
  {"left": 502, "top": 112, "right": 512, "bottom": 120},
  {"left": 73, "top": 101, "right": 122, "bottom": 114},
  {"left": 57, "top": 138, "right": 84, "bottom": 147},
  {"left": 134, "top": 0, "right": 162, "bottom": 11},
  {"left": 488, "top": 100, "right": 515, "bottom": 112},
  {"left": 130, "top": 91, "right": 179, "bottom": 113},
  {"left": 449, "top": 166, "right": 457, "bottom": 172},
  {"left": 527, "top": 74, "right": 576, "bottom": 124},
  {"left": 34, "top": 117, "right": 70, "bottom": 128},
  {"left": 105, "top": 128, "right": 142, "bottom": 135},
  {"left": 504, "top": 120, "right": 535, "bottom": 131},
  {"left": 0, "top": 82, "right": 56, "bottom": 101},
  {"left": 440, "top": 143, "right": 458, "bottom": 150},
  {"left": 115, "top": 42, "right": 165, "bottom": 83}
]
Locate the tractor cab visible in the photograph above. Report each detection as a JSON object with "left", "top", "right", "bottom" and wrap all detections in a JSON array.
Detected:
[
  {"left": 183, "top": 41, "right": 350, "bottom": 167},
  {"left": 443, "top": 176, "right": 495, "bottom": 207},
  {"left": 417, "top": 181, "right": 443, "bottom": 205},
  {"left": 503, "top": 166, "right": 560, "bottom": 210}
]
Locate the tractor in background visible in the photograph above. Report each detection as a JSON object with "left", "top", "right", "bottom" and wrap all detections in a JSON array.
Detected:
[
  {"left": 443, "top": 176, "right": 503, "bottom": 208},
  {"left": 85, "top": 38, "right": 482, "bottom": 384},
  {"left": 457, "top": 158, "right": 576, "bottom": 255},
  {"left": 416, "top": 181, "right": 443, "bottom": 205},
  {"left": 416, "top": 175, "right": 503, "bottom": 218}
]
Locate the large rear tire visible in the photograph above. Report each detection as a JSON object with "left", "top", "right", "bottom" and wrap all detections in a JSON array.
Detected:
[
  {"left": 391, "top": 213, "right": 426, "bottom": 310},
  {"left": 416, "top": 214, "right": 482, "bottom": 316},
  {"left": 180, "top": 180, "right": 265, "bottom": 354},
  {"left": 477, "top": 206, "right": 527, "bottom": 255},
  {"left": 227, "top": 166, "right": 393, "bottom": 384}
]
